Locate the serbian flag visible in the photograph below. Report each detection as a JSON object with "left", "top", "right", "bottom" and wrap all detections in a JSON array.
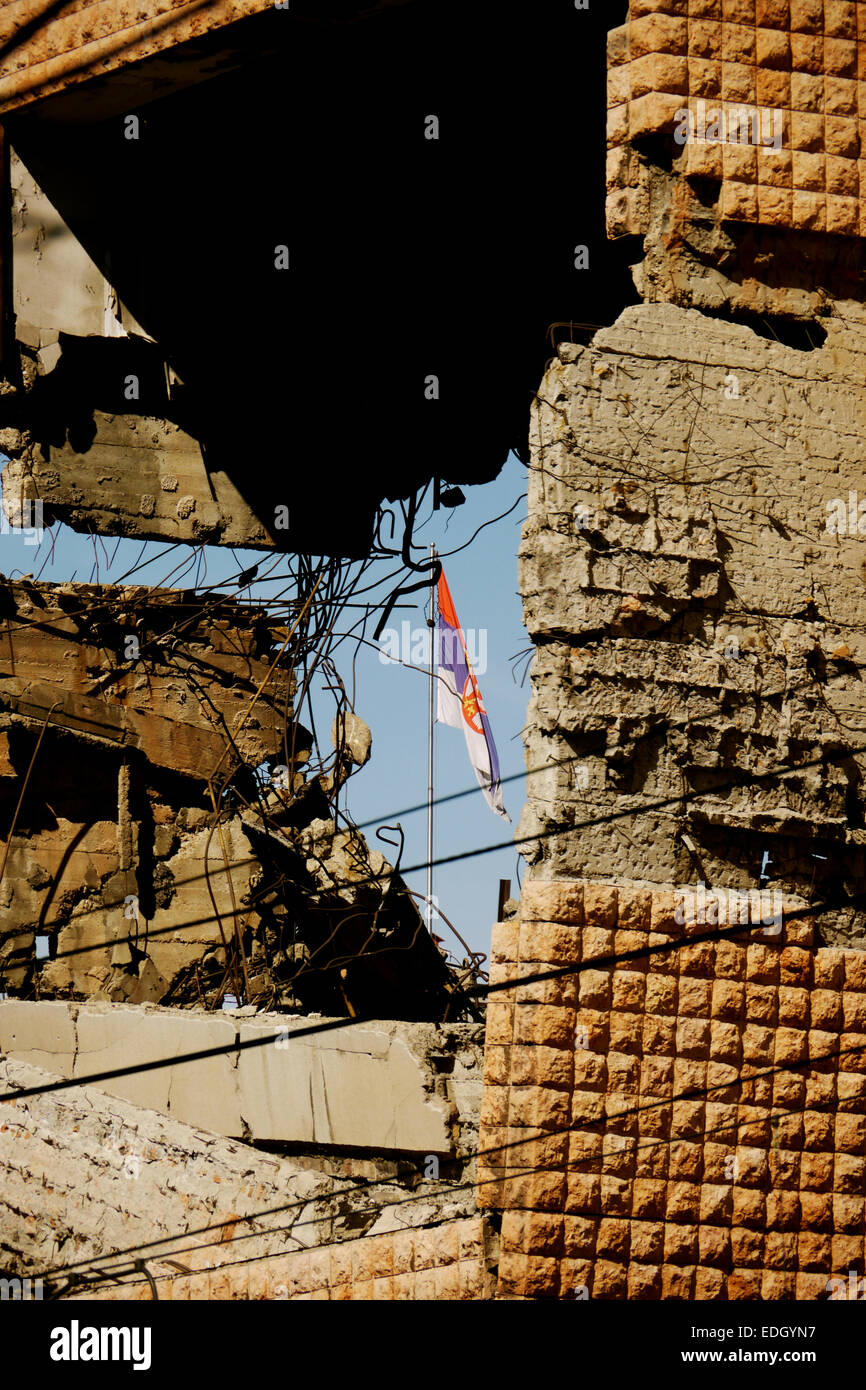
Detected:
[{"left": 436, "top": 568, "right": 510, "bottom": 821}]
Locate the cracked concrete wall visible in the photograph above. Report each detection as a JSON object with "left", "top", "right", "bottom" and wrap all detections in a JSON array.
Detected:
[
  {"left": 519, "top": 299, "right": 866, "bottom": 945},
  {"left": 3, "top": 150, "right": 269, "bottom": 548},
  {"left": 0, "top": 1054, "right": 492, "bottom": 1296},
  {"left": 0, "top": 579, "right": 293, "bottom": 1002},
  {"left": 0, "top": 1001, "right": 484, "bottom": 1154}
]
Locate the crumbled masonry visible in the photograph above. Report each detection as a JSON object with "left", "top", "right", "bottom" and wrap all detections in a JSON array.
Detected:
[
  {"left": 3, "top": 0, "right": 866, "bottom": 1301},
  {"left": 0, "top": 578, "right": 461, "bottom": 1020},
  {"left": 0, "top": 1054, "right": 493, "bottom": 1300}
]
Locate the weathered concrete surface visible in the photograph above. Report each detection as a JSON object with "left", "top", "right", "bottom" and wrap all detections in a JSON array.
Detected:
[
  {"left": 0, "top": 1001, "right": 484, "bottom": 1153},
  {"left": 0, "top": 579, "right": 292, "bottom": 777},
  {"left": 12, "top": 150, "right": 114, "bottom": 345},
  {"left": 1, "top": 411, "right": 270, "bottom": 548},
  {"left": 520, "top": 300, "right": 866, "bottom": 945},
  {"left": 0, "top": 578, "right": 293, "bottom": 1000},
  {"left": 0, "top": 1056, "right": 325, "bottom": 1285},
  {"left": 4, "top": 148, "right": 276, "bottom": 549},
  {"left": 0, "top": 1055, "right": 487, "bottom": 1294},
  {"left": 1, "top": 805, "right": 260, "bottom": 1003}
]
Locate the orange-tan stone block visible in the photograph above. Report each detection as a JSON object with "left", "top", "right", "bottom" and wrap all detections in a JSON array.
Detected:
[
  {"left": 607, "top": 0, "right": 866, "bottom": 237},
  {"left": 480, "top": 878, "right": 866, "bottom": 1300},
  {"left": 0, "top": 1, "right": 277, "bottom": 117},
  {"left": 73, "top": 1216, "right": 492, "bottom": 1301}
]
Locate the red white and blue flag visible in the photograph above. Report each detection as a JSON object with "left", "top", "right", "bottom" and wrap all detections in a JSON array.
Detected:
[{"left": 436, "top": 569, "right": 510, "bottom": 821}]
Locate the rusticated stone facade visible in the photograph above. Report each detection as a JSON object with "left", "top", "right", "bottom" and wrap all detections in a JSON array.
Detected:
[
  {"left": 0, "top": 0, "right": 276, "bottom": 116},
  {"left": 68, "top": 1216, "right": 494, "bottom": 1301},
  {"left": 511, "top": 0, "right": 866, "bottom": 1305},
  {"left": 608, "top": 0, "right": 866, "bottom": 239},
  {"left": 478, "top": 881, "right": 866, "bottom": 1300},
  {"left": 1, "top": 1055, "right": 493, "bottom": 1300}
]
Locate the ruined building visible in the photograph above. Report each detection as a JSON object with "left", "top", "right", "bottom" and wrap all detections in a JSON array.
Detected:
[
  {"left": 2, "top": 0, "right": 866, "bottom": 1302},
  {"left": 481, "top": 0, "right": 866, "bottom": 1301}
]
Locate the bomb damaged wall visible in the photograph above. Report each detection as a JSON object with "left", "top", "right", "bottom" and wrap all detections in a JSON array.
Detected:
[
  {"left": 0, "top": 3, "right": 636, "bottom": 557},
  {"left": 490, "top": 0, "right": 866, "bottom": 1304},
  {"left": 518, "top": 301, "right": 866, "bottom": 945},
  {"left": 0, "top": 578, "right": 461, "bottom": 1020}
]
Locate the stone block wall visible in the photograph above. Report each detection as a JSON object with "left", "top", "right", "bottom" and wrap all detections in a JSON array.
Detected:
[
  {"left": 478, "top": 881, "right": 866, "bottom": 1300},
  {"left": 608, "top": 0, "right": 866, "bottom": 237},
  {"left": 0, "top": 1055, "right": 343, "bottom": 1282},
  {"left": 1, "top": 1056, "right": 494, "bottom": 1299},
  {"left": 71, "top": 1216, "right": 494, "bottom": 1301},
  {"left": 519, "top": 5, "right": 866, "bottom": 1304}
]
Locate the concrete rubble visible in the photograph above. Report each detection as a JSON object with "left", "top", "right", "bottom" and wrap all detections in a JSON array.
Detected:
[
  {"left": 0, "top": 576, "right": 461, "bottom": 1017},
  {"left": 0, "top": 1001, "right": 483, "bottom": 1153},
  {"left": 0, "top": 1055, "right": 494, "bottom": 1300},
  {"left": 3, "top": 0, "right": 866, "bottom": 1305}
]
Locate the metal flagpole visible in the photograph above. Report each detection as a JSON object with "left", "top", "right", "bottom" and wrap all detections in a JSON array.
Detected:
[{"left": 426, "top": 543, "right": 436, "bottom": 935}]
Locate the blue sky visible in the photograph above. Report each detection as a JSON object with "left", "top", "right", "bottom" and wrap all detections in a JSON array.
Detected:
[
  {"left": 338, "top": 455, "right": 531, "bottom": 965},
  {"left": 1, "top": 452, "right": 531, "bottom": 969}
]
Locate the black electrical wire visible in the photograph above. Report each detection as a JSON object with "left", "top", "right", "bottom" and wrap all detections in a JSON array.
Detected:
[
  {"left": 26, "top": 1033, "right": 866, "bottom": 1291},
  {"left": 4, "top": 734, "right": 863, "bottom": 974},
  {"left": 1, "top": 890, "right": 858, "bottom": 1105}
]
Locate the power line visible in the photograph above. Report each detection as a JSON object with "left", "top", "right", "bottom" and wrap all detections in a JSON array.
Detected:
[
  {"left": 3, "top": 734, "right": 862, "bottom": 976},
  {"left": 38, "top": 1032, "right": 866, "bottom": 1288},
  {"left": 4, "top": 548, "right": 864, "bottom": 980},
  {"left": 393, "top": 745, "right": 866, "bottom": 882},
  {"left": 352, "top": 648, "right": 866, "bottom": 829},
  {"left": 0, "top": 890, "right": 856, "bottom": 1104},
  {"left": 27, "top": 1033, "right": 866, "bottom": 1291}
]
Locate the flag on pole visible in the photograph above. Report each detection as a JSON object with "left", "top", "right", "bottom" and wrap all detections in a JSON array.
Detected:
[{"left": 436, "top": 568, "right": 510, "bottom": 821}]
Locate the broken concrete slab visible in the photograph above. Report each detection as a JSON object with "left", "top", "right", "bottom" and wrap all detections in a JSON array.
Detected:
[
  {"left": 72, "top": 1004, "right": 239, "bottom": 1130},
  {"left": 237, "top": 1020, "right": 453, "bottom": 1151},
  {"left": 0, "top": 998, "right": 76, "bottom": 1073},
  {"left": 0, "top": 579, "right": 293, "bottom": 779},
  {"left": 0, "top": 1001, "right": 480, "bottom": 1154}
]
